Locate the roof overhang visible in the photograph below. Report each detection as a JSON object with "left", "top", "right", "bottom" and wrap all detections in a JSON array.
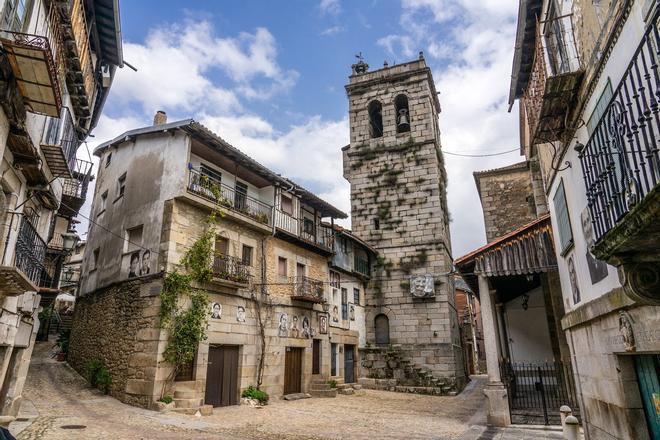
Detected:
[
  {"left": 508, "top": 0, "right": 543, "bottom": 110},
  {"left": 89, "top": 0, "right": 123, "bottom": 67}
]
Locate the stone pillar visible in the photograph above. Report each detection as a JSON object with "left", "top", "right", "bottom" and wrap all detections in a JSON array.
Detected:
[
  {"left": 495, "top": 303, "right": 510, "bottom": 361},
  {"left": 479, "top": 275, "right": 510, "bottom": 427}
]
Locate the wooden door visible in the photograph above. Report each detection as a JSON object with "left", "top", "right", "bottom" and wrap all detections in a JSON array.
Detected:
[
  {"left": 634, "top": 355, "right": 660, "bottom": 439},
  {"left": 331, "top": 343, "right": 337, "bottom": 376},
  {"left": 284, "top": 347, "right": 303, "bottom": 394},
  {"left": 312, "top": 340, "right": 321, "bottom": 374},
  {"left": 375, "top": 314, "right": 390, "bottom": 345},
  {"left": 344, "top": 345, "right": 355, "bottom": 384},
  {"left": 205, "top": 345, "right": 239, "bottom": 407}
]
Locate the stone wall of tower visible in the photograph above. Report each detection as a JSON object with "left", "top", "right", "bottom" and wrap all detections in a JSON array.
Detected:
[{"left": 342, "top": 58, "right": 465, "bottom": 388}]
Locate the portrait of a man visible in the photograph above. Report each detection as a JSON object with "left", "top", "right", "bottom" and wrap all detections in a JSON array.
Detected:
[
  {"left": 318, "top": 313, "right": 328, "bottom": 334},
  {"left": 236, "top": 305, "right": 246, "bottom": 322},
  {"left": 580, "top": 208, "right": 608, "bottom": 284},
  {"left": 291, "top": 315, "right": 300, "bottom": 338},
  {"left": 128, "top": 251, "right": 140, "bottom": 278},
  {"left": 349, "top": 304, "right": 355, "bottom": 321},
  {"left": 332, "top": 305, "right": 339, "bottom": 323},
  {"left": 140, "top": 250, "right": 151, "bottom": 276},
  {"left": 278, "top": 313, "right": 288, "bottom": 337},
  {"left": 568, "top": 256, "right": 581, "bottom": 305},
  {"left": 210, "top": 302, "right": 222, "bottom": 319}
]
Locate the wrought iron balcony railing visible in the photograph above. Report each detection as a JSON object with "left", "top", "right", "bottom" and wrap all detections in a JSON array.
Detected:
[
  {"left": 354, "top": 255, "right": 370, "bottom": 277},
  {"left": 291, "top": 276, "right": 325, "bottom": 303},
  {"left": 187, "top": 168, "right": 273, "bottom": 226},
  {"left": 274, "top": 209, "right": 334, "bottom": 252},
  {"left": 42, "top": 107, "right": 78, "bottom": 177},
  {"left": 212, "top": 254, "right": 251, "bottom": 285},
  {"left": 523, "top": 14, "right": 582, "bottom": 143},
  {"left": 14, "top": 217, "right": 48, "bottom": 286},
  {"left": 578, "top": 13, "right": 660, "bottom": 243}
]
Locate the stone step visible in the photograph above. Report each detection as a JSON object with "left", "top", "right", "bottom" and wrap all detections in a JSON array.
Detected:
[
  {"left": 173, "top": 381, "right": 199, "bottom": 392},
  {"left": 310, "top": 384, "right": 333, "bottom": 391},
  {"left": 336, "top": 383, "right": 353, "bottom": 390},
  {"left": 174, "top": 389, "right": 198, "bottom": 399},
  {"left": 329, "top": 376, "right": 345, "bottom": 384},
  {"left": 309, "top": 389, "right": 337, "bottom": 398},
  {"left": 337, "top": 387, "right": 354, "bottom": 395},
  {"left": 174, "top": 397, "right": 202, "bottom": 409}
]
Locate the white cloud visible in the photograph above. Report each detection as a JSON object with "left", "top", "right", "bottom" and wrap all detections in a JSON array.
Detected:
[
  {"left": 319, "top": 0, "right": 341, "bottom": 16},
  {"left": 320, "top": 26, "right": 344, "bottom": 36},
  {"left": 377, "top": 35, "right": 415, "bottom": 58}
]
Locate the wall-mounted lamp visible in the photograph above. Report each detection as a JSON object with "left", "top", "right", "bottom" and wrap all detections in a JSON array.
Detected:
[{"left": 521, "top": 293, "right": 530, "bottom": 311}]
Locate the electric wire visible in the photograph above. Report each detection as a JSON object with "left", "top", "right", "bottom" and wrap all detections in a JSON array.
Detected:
[{"left": 443, "top": 147, "right": 520, "bottom": 157}]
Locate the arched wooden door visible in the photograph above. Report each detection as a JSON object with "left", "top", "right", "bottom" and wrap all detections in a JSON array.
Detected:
[{"left": 375, "top": 314, "right": 390, "bottom": 345}]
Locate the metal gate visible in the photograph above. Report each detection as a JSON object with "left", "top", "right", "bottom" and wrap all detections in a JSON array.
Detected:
[{"left": 500, "top": 361, "right": 580, "bottom": 425}]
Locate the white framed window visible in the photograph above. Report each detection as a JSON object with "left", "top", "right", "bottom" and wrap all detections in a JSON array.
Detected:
[
  {"left": 553, "top": 179, "right": 573, "bottom": 254},
  {"left": 117, "top": 173, "right": 127, "bottom": 199}
]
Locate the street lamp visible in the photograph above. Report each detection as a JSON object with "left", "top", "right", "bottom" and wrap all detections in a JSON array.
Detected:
[
  {"left": 60, "top": 232, "right": 80, "bottom": 254},
  {"left": 62, "top": 267, "right": 74, "bottom": 282}
]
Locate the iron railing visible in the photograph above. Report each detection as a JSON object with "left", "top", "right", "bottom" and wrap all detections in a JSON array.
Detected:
[
  {"left": 578, "top": 13, "right": 660, "bottom": 242},
  {"left": 291, "top": 276, "right": 325, "bottom": 302},
  {"left": 14, "top": 217, "right": 48, "bottom": 286},
  {"left": 212, "top": 254, "right": 251, "bottom": 285},
  {"left": 354, "top": 255, "right": 370, "bottom": 276},
  {"left": 42, "top": 107, "right": 78, "bottom": 172},
  {"left": 500, "top": 361, "right": 580, "bottom": 426},
  {"left": 187, "top": 168, "right": 273, "bottom": 226},
  {"left": 274, "top": 209, "right": 333, "bottom": 251}
]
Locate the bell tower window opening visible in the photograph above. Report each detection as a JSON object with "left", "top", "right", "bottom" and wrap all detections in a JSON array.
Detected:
[
  {"left": 368, "top": 100, "right": 383, "bottom": 138},
  {"left": 395, "top": 94, "right": 410, "bottom": 133}
]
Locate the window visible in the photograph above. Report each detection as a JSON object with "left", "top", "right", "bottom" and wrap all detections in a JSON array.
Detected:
[
  {"left": 200, "top": 164, "right": 222, "bottom": 183},
  {"left": 126, "top": 225, "right": 143, "bottom": 253},
  {"left": 330, "top": 270, "right": 340, "bottom": 288},
  {"left": 1, "top": 0, "right": 30, "bottom": 32},
  {"left": 553, "top": 179, "right": 573, "bottom": 254},
  {"left": 234, "top": 181, "right": 248, "bottom": 211},
  {"left": 92, "top": 248, "right": 100, "bottom": 270},
  {"left": 341, "top": 288, "right": 348, "bottom": 320},
  {"left": 278, "top": 257, "right": 287, "bottom": 277},
  {"left": 375, "top": 314, "right": 390, "bottom": 345},
  {"left": 296, "top": 262, "right": 306, "bottom": 278},
  {"left": 586, "top": 79, "right": 613, "bottom": 135},
  {"left": 117, "top": 173, "right": 127, "bottom": 199},
  {"left": 303, "top": 217, "right": 314, "bottom": 234},
  {"left": 544, "top": 1, "right": 570, "bottom": 75},
  {"left": 353, "top": 288, "right": 360, "bottom": 305},
  {"left": 105, "top": 152, "right": 112, "bottom": 168},
  {"left": 394, "top": 94, "right": 410, "bottom": 133},
  {"left": 368, "top": 100, "right": 383, "bottom": 138},
  {"left": 98, "top": 190, "right": 108, "bottom": 216},
  {"left": 281, "top": 194, "right": 293, "bottom": 216},
  {"left": 373, "top": 218, "right": 380, "bottom": 230},
  {"left": 339, "top": 237, "right": 348, "bottom": 253},
  {"left": 241, "top": 245, "right": 253, "bottom": 266}
]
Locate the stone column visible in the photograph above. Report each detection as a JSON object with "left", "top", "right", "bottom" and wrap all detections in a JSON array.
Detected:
[
  {"left": 479, "top": 275, "right": 510, "bottom": 426},
  {"left": 495, "top": 303, "right": 510, "bottom": 361}
]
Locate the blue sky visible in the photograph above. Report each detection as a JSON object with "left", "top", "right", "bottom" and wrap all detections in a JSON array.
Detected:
[{"left": 82, "top": 0, "right": 523, "bottom": 257}]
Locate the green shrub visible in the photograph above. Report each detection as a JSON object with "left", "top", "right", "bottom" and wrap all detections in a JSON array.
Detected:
[
  {"left": 96, "top": 367, "right": 112, "bottom": 394},
  {"left": 56, "top": 329, "right": 71, "bottom": 354},
  {"left": 241, "top": 386, "right": 269, "bottom": 404},
  {"left": 85, "top": 359, "right": 104, "bottom": 387},
  {"left": 159, "top": 395, "right": 174, "bottom": 404},
  {"left": 327, "top": 380, "right": 337, "bottom": 388}
]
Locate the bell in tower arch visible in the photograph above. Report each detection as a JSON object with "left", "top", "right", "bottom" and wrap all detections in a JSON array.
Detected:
[{"left": 397, "top": 108, "right": 410, "bottom": 132}]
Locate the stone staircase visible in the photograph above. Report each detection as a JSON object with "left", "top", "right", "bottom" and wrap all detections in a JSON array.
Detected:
[
  {"left": 359, "top": 346, "right": 457, "bottom": 396},
  {"left": 171, "top": 381, "right": 213, "bottom": 415},
  {"left": 309, "top": 375, "right": 337, "bottom": 398}
]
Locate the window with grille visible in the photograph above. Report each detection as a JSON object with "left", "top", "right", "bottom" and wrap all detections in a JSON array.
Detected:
[
  {"left": 241, "top": 245, "right": 253, "bottom": 266},
  {"left": 553, "top": 179, "right": 574, "bottom": 254},
  {"left": 353, "top": 288, "right": 360, "bottom": 305},
  {"left": 200, "top": 164, "right": 222, "bottom": 183}
]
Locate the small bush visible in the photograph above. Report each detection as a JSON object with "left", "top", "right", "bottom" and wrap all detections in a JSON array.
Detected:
[
  {"left": 159, "top": 395, "right": 174, "bottom": 404},
  {"left": 86, "top": 359, "right": 104, "bottom": 387},
  {"left": 327, "top": 380, "right": 337, "bottom": 389},
  {"left": 56, "top": 329, "right": 71, "bottom": 354},
  {"left": 96, "top": 367, "right": 112, "bottom": 394},
  {"left": 241, "top": 386, "right": 269, "bottom": 404}
]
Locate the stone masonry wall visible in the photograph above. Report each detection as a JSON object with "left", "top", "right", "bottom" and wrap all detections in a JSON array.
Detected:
[
  {"left": 265, "top": 237, "right": 329, "bottom": 298},
  {"left": 69, "top": 276, "right": 163, "bottom": 408},
  {"left": 343, "top": 58, "right": 465, "bottom": 389},
  {"left": 474, "top": 162, "right": 537, "bottom": 242}
]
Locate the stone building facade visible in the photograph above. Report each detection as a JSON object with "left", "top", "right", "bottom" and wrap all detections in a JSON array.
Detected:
[
  {"left": 70, "top": 114, "right": 373, "bottom": 411},
  {"left": 342, "top": 55, "right": 465, "bottom": 392},
  {"left": 508, "top": 0, "right": 660, "bottom": 437},
  {"left": 0, "top": 0, "right": 122, "bottom": 424}
]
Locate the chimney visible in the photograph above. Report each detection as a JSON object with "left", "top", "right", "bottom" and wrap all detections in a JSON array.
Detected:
[{"left": 153, "top": 110, "right": 167, "bottom": 126}]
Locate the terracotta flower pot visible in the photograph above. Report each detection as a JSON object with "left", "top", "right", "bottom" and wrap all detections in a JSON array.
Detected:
[{"left": 56, "top": 352, "right": 67, "bottom": 362}]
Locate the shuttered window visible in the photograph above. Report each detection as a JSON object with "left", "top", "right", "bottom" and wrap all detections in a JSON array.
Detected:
[{"left": 553, "top": 179, "right": 573, "bottom": 254}]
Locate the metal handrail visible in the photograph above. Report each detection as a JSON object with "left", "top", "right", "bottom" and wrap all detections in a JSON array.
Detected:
[
  {"left": 212, "top": 253, "right": 251, "bottom": 284},
  {"left": 13, "top": 217, "right": 48, "bottom": 285},
  {"left": 291, "top": 275, "right": 324, "bottom": 301}
]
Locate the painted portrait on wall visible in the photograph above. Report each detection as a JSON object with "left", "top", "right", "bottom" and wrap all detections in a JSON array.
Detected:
[
  {"left": 291, "top": 315, "right": 300, "bottom": 338},
  {"left": 332, "top": 305, "right": 339, "bottom": 323},
  {"left": 128, "top": 251, "right": 140, "bottom": 278},
  {"left": 302, "top": 316, "right": 313, "bottom": 338},
  {"left": 318, "top": 313, "right": 328, "bottom": 334},
  {"left": 140, "top": 250, "right": 151, "bottom": 276},
  {"left": 567, "top": 255, "right": 581, "bottom": 305},
  {"left": 236, "top": 305, "right": 246, "bottom": 322},
  {"left": 278, "top": 313, "right": 288, "bottom": 337},
  {"left": 349, "top": 304, "right": 355, "bottom": 321},
  {"left": 580, "top": 208, "right": 608, "bottom": 284},
  {"left": 210, "top": 302, "right": 222, "bottom": 319}
]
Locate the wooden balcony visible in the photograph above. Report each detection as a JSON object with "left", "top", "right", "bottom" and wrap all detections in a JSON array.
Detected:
[
  {"left": 523, "top": 15, "right": 583, "bottom": 144},
  {"left": 354, "top": 255, "right": 370, "bottom": 277},
  {"left": 59, "top": 158, "right": 93, "bottom": 217},
  {"left": 274, "top": 210, "right": 334, "bottom": 254},
  {"left": 291, "top": 276, "right": 325, "bottom": 303}
]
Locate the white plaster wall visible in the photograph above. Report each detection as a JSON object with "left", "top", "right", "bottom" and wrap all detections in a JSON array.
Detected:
[
  {"left": 546, "top": 2, "right": 648, "bottom": 312},
  {"left": 504, "top": 287, "right": 554, "bottom": 363}
]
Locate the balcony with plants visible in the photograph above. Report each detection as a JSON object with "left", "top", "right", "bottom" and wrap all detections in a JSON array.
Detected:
[
  {"left": 291, "top": 276, "right": 325, "bottom": 303},
  {"left": 212, "top": 254, "right": 251, "bottom": 286}
]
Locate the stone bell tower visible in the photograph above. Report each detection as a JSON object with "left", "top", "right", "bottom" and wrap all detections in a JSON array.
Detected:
[{"left": 342, "top": 54, "right": 465, "bottom": 391}]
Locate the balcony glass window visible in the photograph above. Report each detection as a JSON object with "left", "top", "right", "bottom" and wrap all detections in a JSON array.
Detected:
[
  {"left": 281, "top": 194, "right": 294, "bottom": 216},
  {"left": 235, "top": 181, "right": 248, "bottom": 211},
  {"left": 241, "top": 245, "right": 253, "bottom": 266},
  {"left": 544, "top": 2, "right": 571, "bottom": 75},
  {"left": 1, "top": 0, "right": 29, "bottom": 32},
  {"left": 586, "top": 79, "right": 613, "bottom": 135},
  {"left": 303, "top": 217, "right": 314, "bottom": 234},
  {"left": 200, "top": 164, "right": 222, "bottom": 183},
  {"left": 553, "top": 179, "right": 573, "bottom": 254}
]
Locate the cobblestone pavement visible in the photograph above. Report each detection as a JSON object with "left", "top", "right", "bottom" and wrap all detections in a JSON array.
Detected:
[{"left": 10, "top": 343, "right": 572, "bottom": 439}]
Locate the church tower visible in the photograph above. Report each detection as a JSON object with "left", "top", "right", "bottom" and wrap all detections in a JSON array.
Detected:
[{"left": 342, "top": 54, "right": 465, "bottom": 391}]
